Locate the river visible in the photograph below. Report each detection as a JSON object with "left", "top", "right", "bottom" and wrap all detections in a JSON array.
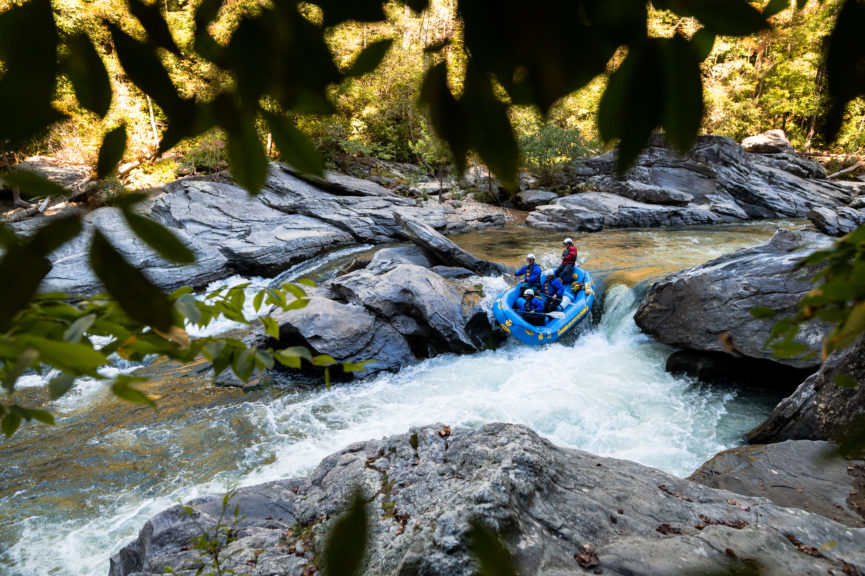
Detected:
[{"left": 0, "top": 221, "right": 805, "bottom": 575}]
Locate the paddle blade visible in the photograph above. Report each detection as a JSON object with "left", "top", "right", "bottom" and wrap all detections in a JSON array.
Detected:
[{"left": 546, "top": 312, "right": 565, "bottom": 319}]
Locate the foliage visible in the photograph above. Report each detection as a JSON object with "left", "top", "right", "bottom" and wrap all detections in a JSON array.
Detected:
[
  {"left": 518, "top": 120, "right": 590, "bottom": 184},
  {"left": 321, "top": 488, "right": 369, "bottom": 576}
]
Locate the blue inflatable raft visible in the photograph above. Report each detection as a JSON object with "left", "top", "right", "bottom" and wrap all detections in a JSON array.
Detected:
[{"left": 492, "top": 267, "right": 595, "bottom": 345}]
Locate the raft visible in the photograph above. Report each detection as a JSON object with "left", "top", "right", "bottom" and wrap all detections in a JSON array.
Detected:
[{"left": 492, "top": 267, "right": 595, "bottom": 345}]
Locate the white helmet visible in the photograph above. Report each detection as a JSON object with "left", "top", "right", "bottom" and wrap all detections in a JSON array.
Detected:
[
  {"left": 563, "top": 237, "right": 573, "bottom": 244},
  {"left": 524, "top": 289, "right": 534, "bottom": 296},
  {"left": 545, "top": 270, "right": 555, "bottom": 278},
  {"left": 526, "top": 253, "right": 536, "bottom": 260}
]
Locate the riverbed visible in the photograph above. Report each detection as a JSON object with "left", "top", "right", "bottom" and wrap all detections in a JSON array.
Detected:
[{"left": 0, "top": 221, "right": 805, "bottom": 575}]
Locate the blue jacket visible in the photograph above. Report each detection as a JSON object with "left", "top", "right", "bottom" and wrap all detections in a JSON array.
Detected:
[
  {"left": 541, "top": 276, "right": 564, "bottom": 299},
  {"left": 516, "top": 263, "right": 542, "bottom": 285},
  {"left": 520, "top": 296, "right": 544, "bottom": 313}
]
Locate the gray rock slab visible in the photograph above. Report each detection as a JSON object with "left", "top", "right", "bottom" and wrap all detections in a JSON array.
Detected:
[
  {"left": 110, "top": 423, "right": 865, "bottom": 576},
  {"left": 634, "top": 229, "right": 833, "bottom": 369},
  {"left": 148, "top": 179, "right": 354, "bottom": 276},
  {"left": 809, "top": 205, "right": 865, "bottom": 236},
  {"left": 690, "top": 440, "right": 865, "bottom": 528},
  {"left": 516, "top": 189, "right": 558, "bottom": 209},
  {"left": 11, "top": 207, "right": 229, "bottom": 296},
  {"left": 394, "top": 211, "right": 506, "bottom": 276},
  {"left": 749, "top": 334, "right": 865, "bottom": 444},
  {"left": 366, "top": 245, "right": 438, "bottom": 274}
]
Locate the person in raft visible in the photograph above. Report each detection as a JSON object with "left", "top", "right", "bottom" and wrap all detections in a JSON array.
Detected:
[
  {"left": 541, "top": 270, "right": 564, "bottom": 313},
  {"left": 515, "top": 253, "right": 542, "bottom": 292},
  {"left": 555, "top": 238, "right": 577, "bottom": 283},
  {"left": 518, "top": 289, "right": 546, "bottom": 325}
]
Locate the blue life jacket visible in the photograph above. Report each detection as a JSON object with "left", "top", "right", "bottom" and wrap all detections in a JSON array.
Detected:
[
  {"left": 521, "top": 296, "right": 544, "bottom": 313},
  {"left": 542, "top": 276, "right": 564, "bottom": 299},
  {"left": 516, "top": 263, "right": 542, "bottom": 285}
]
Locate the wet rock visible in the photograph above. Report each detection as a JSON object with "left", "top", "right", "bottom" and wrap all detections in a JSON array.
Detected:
[
  {"left": 634, "top": 229, "right": 833, "bottom": 369},
  {"left": 366, "top": 245, "right": 438, "bottom": 274},
  {"left": 263, "top": 296, "right": 415, "bottom": 376},
  {"left": 330, "top": 264, "right": 490, "bottom": 354},
  {"left": 148, "top": 179, "right": 354, "bottom": 277},
  {"left": 690, "top": 440, "right": 865, "bottom": 528},
  {"left": 110, "top": 423, "right": 865, "bottom": 576},
  {"left": 394, "top": 211, "right": 506, "bottom": 276},
  {"left": 528, "top": 134, "right": 854, "bottom": 231},
  {"left": 749, "top": 334, "right": 865, "bottom": 444},
  {"left": 665, "top": 350, "right": 813, "bottom": 389}
]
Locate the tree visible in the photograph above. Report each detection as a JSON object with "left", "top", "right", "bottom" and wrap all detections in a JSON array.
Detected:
[{"left": 2, "top": 0, "right": 865, "bottom": 437}]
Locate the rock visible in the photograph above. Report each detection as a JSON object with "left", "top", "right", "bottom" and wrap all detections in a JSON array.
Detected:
[
  {"left": 690, "top": 440, "right": 865, "bottom": 528},
  {"left": 634, "top": 229, "right": 833, "bottom": 369},
  {"left": 741, "top": 129, "right": 795, "bottom": 154},
  {"left": 808, "top": 205, "right": 865, "bottom": 236},
  {"left": 10, "top": 156, "right": 92, "bottom": 193},
  {"left": 148, "top": 178, "right": 355, "bottom": 277},
  {"left": 110, "top": 423, "right": 865, "bottom": 576},
  {"left": 330, "top": 264, "right": 490, "bottom": 355},
  {"left": 10, "top": 207, "right": 229, "bottom": 296},
  {"left": 665, "top": 350, "right": 813, "bottom": 389},
  {"left": 748, "top": 334, "right": 865, "bottom": 444},
  {"left": 262, "top": 296, "right": 415, "bottom": 376},
  {"left": 394, "top": 211, "right": 506, "bottom": 276},
  {"left": 366, "top": 245, "right": 438, "bottom": 274},
  {"left": 527, "top": 134, "right": 854, "bottom": 232},
  {"left": 516, "top": 189, "right": 558, "bottom": 209}
]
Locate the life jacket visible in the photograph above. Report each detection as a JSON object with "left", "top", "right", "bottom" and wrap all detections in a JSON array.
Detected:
[
  {"left": 542, "top": 277, "right": 564, "bottom": 298},
  {"left": 520, "top": 263, "right": 541, "bottom": 285},
  {"left": 561, "top": 245, "right": 577, "bottom": 264}
]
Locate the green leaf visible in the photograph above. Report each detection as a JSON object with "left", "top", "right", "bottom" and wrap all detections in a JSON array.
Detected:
[
  {"left": 15, "top": 335, "right": 107, "bottom": 376},
  {"left": 311, "top": 354, "right": 338, "bottom": 367},
  {"left": 1, "top": 169, "right": 70, "bottom": 200},
  {"left": 462, "top": 68, "right": 519, "bottom": 191},
  {"left": 232, "top": 347, "right": 255, "bottom": 381},
  {"left": 280, "top": 283, "right": 308, "bottom": 299},
  {"left": 273, "top": 346, "right": 314, "bottom": 369},
  {"left": 225, "top": 114, "right": 268, "bottom": 194},
  {"left": 321, "top": 488, "right": 368, "bottom": 576},
  {"left": 28, "top": 408, "right": 54, "bottom": 425},
  {"left": 128, "top": 0, "right": 181, "bottom": 55},
  {"left": 122, "top": 209, "right": 195, "bottom": 264},
  {"left": 404, "top": 0, "right": 429, "bottom": 11},
  {"left": 109, "top": 24, "right": 184, "bottom": 116},
  {"left": 771, "top": 340, "right": 809, "bottom": 358},
  {"left": 63, "top": 33, "right": 112, "bottom": 117},
  {"left": 313, "top": 0, "right": 386, "bottom": 26},
  {"left": 2, "top": 349, "right": 39, "bottom": 392},
  {"left": 834, "top": 373, "right": 859, "bottom": 389},
  {"left": 0, "top": 215, "right": 82, "bottom": 330},
  {"left": 690, "top": 28, "right": 716, "bottom": 62},
  {"left": 261, "top": 315, "right": 280, "bottom": 339},
  {"left": 0, "top": 0, "right": 63, "bottom": 144},
  {"left": 295, "top": 278, "right": 316, "bottom": 287},
  {"left": 89, "top": 230, "right": 175, "bottom": 331},
  {"left": 659, "top": 35, "right": 703, "bottom": 153},
  {"left": 823, "top": 0, "right": 865, "bottom": 139},
  {"left": 750, "top": 307, "right": 778, "bottom": 319},
  {"left": 96, "top": 124, "right": 128, "bottom": 179},
  {"left": 2, "top": 411, "right": 22, "bottom": 438},
  {"left": 341, "top": 360, "right": 370, "bottom": 373},
  {"left": 467, "top": 519, "right": 518, "bottom": 576},
  {"left": 345, "top": 39, "right": 393, "bottom": 77},
  {"left": 420, "top": 63, "right": 468, "bottom": 175},
  {"left": 283, "top": 298, "right": 309, "bottom": 311},
  {"left": 252, "top": 290, "right": 265, "bottom": 313},
  {"left": 175, "top": 294, "right": 203, "bottom": 324},
  {"left": 263, "top": 111, "right": 324, "bottom": 177},
  {"left": 48, "top": 373, "right": 76, "bottom": 399},
  {"left": 63, "top": 313, "right": 96, "bottom": 343},
  {"left": 111, "top": 376, "right": 156, "bottom": 407},
  {"left": 764, "top": 0, "right": 791, "bottom": 17},
  {"left": 679, "top": 0, "right": 770, "bottom": 36}
]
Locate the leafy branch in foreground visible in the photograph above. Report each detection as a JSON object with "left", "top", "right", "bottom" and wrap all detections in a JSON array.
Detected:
[{"left": 0, "top": 278, "right": 367, "bottom": 438}]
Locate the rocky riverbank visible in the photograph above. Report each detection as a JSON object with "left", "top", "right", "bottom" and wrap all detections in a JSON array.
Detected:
[
  {"left": 525, "top": 133, "right": 865, "bottom": 235},
  {"left": 5, "top": 162, "right": 510, "bottom": 296},
  {"left": 109, "top": 423, "right": 865, "bottom": 576}
]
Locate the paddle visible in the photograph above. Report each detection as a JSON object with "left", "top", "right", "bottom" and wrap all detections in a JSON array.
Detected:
[{"left": 514, "top": 309, "right": 565, "bottom": 319}]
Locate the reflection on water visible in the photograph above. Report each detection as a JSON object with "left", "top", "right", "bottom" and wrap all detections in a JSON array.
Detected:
[{"left": 0, "top": 220, "right": 806, "bottom": 575}]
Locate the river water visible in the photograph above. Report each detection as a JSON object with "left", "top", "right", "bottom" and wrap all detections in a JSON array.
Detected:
[{"left": 0, "top": 221, "right": 805, "bottom": 575}]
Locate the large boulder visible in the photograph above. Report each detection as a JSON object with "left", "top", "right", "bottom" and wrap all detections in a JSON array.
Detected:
[
  {"left": 808, "top": 205, "right": 865, "bottom": 236},
  {"left": 110, "top": 423, "right": 865, "bottom": 576},
  {"left": 148, "top": 179, "right": 355, "bottom": 277},
  {"left": 741, "top": 129, "right": 796, "bottom": 155},
  {"left": 394, "top": 211, "right": 506, "bottom": 276},
  {"left": 330, "top": 263, "right": 489, "bottom": 355},
  {"left": 690, "top": 440, "right": 865, "bottom": 528},
  {"left": 527, "top": 134, "right": 855, "bottom": 232},
  {"left": 634, "top": 229, "right": 833, "bottom": 369},
  {"left": 748, "top": 334, "right": 865, "bottom": 444}
]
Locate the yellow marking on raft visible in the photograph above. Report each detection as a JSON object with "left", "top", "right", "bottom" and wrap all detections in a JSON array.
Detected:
[
  {"left": 557, "top": 306, "right": 589, "bottom": 336},
  {"left": 538, "top": 334, "right": 543, "bottom": 340},
  {"left": 500, "top": 323, "right": 511, "bottom": 333},
  {"left": 525, "top": 329, "right": 534, "bottom": 336},
  {"left": 505, "top": 319, "right": 512, "bottom": 327}
]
